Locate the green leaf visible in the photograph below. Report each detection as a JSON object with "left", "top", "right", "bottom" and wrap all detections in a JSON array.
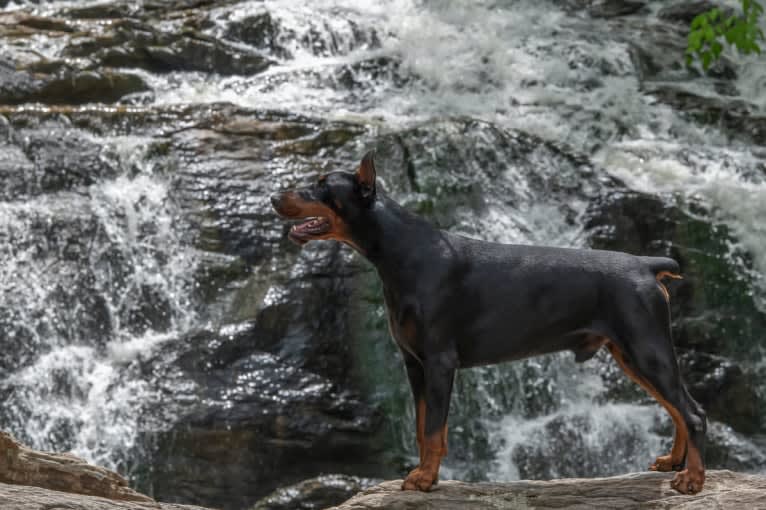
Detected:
[
  {"left": 702, "top": 51, "right": 713, "bottom": 69},
  {"left": 711, "top": 40, "right": 723, "bottom": 58},
  {"left": 688, "top": 30, "right": 703, "bottom": 50},
  {"left": 686, "top": 0, "right": 764, "bottom": 70},
  {"left": 691, "top": 13, "right": 706, "bottom": 29}
]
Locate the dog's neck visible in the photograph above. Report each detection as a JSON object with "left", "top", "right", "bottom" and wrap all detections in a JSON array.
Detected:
[{"left": 348, "top": 194, "right": 441, "bottom": 283}]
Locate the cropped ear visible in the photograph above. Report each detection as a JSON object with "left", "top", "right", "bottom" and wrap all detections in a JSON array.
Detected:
[{"left": 355, "top": 151, "right": 376, "bottom": 200}]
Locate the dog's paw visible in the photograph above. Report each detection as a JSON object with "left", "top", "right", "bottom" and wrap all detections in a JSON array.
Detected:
[
  {"left": 401, "top": 468, "right": 437, "bottom": 491},
  {"left": 670, "top": 469, "right": 705, "bottom": 494},
  {"left": 649, "top": 454, "right": 681, "bottom": 472}
]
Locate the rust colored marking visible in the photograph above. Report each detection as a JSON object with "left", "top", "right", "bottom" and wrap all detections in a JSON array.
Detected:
[
  {"left": 418, "top": 431, "right": 443, "bottom": 485},
  {"left": 416, "top": 399, "right": 426, "bottom": 466},
  {"left": 440, "top": 423, "right": 448, "bottom": 457},
  {"left": 402, "top": 423, "right": 447, "bottom": 492},
  {"left": 656, "top": 271, "right": 682, "bottom": 303},
  {"left": 607, "top": 342, "right": 687, "bottom": 470}
]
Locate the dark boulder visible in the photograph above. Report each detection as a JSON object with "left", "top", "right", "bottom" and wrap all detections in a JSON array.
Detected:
[
  {"left": 658, "top": 1, "right": 730, "bottom": 25},
  {"left": 252, "top": 474, "right": 379, "bottom": 510},
  {"left": 644, "top": 84, "right": 765, "bottom": 146},
  {"left": 0, "top": 120, "right": 120, "bottom": 197},
  {"left": 137, "top": 323, "right": 387, "bottom": 509},
  {"left": 587, "top": 0, "right": 648, "bottom": 18},
  {"left": 0, "top": 64, "right": 148, "bottom": 105}
]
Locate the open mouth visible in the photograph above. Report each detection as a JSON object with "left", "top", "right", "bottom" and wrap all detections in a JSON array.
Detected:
[{"left": 288, "top": 216, "right": 331, "bottom": 244}]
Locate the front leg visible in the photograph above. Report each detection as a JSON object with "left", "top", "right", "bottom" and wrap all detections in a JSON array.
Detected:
[
  {"left": 402, "top": 351, "right": 456, "bottom": 492},
  {"left": 403, "top": 353, "right": 426, "bottom": 468}
]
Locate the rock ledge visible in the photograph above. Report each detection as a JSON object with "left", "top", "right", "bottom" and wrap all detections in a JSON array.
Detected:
[
  {"left": 330, "top": 470, "right": 766, "bottom": 509},
  {"left": 0, "top": 482, "right": 211, "bottom": 509}
]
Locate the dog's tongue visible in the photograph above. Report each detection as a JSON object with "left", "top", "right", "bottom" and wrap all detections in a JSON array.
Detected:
[
  {"left": 293, "top": 218, "right": 318, "bottom": 233},
  {"left": 291, "top": 217, "right": 330, "bottom": 236}
]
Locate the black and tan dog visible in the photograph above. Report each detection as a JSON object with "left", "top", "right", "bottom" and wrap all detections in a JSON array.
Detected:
[{"left": 271, "top": 152, "right": 706, "bottom": 495}]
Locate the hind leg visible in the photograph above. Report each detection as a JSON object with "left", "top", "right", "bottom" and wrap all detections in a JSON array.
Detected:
[
  {"left": 609, "top": 311, "right": 706, "bottom": 494},
  {"left": 607, "top": 343, "right": 686, "bottom": 472}
]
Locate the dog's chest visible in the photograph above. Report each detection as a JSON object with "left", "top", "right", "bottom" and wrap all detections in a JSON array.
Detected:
[{"left": 383, "top": 290, "right": 422, "bottom": 360}]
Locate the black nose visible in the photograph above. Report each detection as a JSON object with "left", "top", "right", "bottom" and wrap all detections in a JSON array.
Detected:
[{"left": 270, "top": 194, "right": 281, "bottom": 209}]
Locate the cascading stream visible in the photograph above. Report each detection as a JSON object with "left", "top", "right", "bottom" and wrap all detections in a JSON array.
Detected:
[{"left": 0, "top": 140, "right": 199, "bottom": 474}]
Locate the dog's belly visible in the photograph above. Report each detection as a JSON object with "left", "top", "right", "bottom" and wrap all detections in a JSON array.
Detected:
[
  {"left": 449, "top": 269, "right": 607, "bottom": 367},
  {"left": 456, "top": 326, "right": 608, "bottom": 368}
]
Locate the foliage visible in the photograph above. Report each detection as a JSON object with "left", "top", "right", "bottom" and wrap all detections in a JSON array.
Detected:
[{"left": 686, "top": 0, "right": 765, "bottom": 70}]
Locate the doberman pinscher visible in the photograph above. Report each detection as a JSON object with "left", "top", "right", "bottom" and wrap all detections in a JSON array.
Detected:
[{"left": 271, "top": 152, "right": 706, "bottom": 495}]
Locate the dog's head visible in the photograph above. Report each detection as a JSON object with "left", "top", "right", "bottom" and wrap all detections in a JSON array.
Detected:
[{"left": 271, "top": 152, "right": 377, "bottom": 249}]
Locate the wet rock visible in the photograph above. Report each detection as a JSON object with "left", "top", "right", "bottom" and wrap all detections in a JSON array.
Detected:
[
  {"left": 626, "top": 23, "right": 737, "bottom": 83},
  {"left": 4, "top": 119, "right": 121, "bottom": 197},
  {"left": 61, "top": 20, "right": 273, "bottom": 76},
  {"left": 138, "top": 324, "right": 387, "bottom": 509},
  {"left": 373, "top": 118, "right": 603, "bottom": 231},
  {"left": 120, "top": 284, "right": 174, "bottom": 335},
  {"left": 645, "top": 84, "right": 765, "bottom": 145},
  {"left": 0, "top": 122, "right": 120, "bottom": 196},
  {"left": 141, "top": 36, "right": 272, "bottom": 75},
  {"left": 658, "top": 1, "right": 730, "bottom": 25},
  {"left": 333, "top": 57, "right": 410, "bottom": 91},
  {"left": 562, "top": 0, "right": 647, "bottom": 18},
  {"left": 164, "top": 108, "right": 364, "bottom": 264},
  {"left": 587, "top": 0, "right": 648, "bottom": 18},
  {"left": 223, "top": 11, "right": 287, "bottom": 59},
  {"left": 252, "top": 474, "right": 379, "bottom": 510},
  {"left": 0, "top": 12, "right": 74, "bottom": 33},
  {"left": 330, "top": 471, "right": 766, "bottom": 510},
  {"left": 679, "top": 352, "right": 764, "bottom": 435},
  {"left": 0, "top": 65, "right": 148, "bottom": 105},
  {"left": 63, "top": 3, "right": 138, "bottom": 19}
]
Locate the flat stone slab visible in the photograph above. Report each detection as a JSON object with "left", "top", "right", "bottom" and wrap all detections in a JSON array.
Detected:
[
  {"left": 329, "top": 470, "right": 766, "bottom": 509},
  {"left": 0, "top": 482, "right": 214, "bottom": 510}
]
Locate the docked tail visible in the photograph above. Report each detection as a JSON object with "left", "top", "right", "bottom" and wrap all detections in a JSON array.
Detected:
[
  {"left": 641, "top": 256, "right": 682, "bottom": 302},
  {"left": 641, "top": 256, "right": 680, "bottom": 276}
]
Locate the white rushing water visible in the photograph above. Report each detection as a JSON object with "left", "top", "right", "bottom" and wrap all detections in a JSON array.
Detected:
[
  {"left": 0, "top": 139, "right": 198, "bottom": 473},
  {"left": 3, "top": 0, "right": 765, "bottom": 481}
]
